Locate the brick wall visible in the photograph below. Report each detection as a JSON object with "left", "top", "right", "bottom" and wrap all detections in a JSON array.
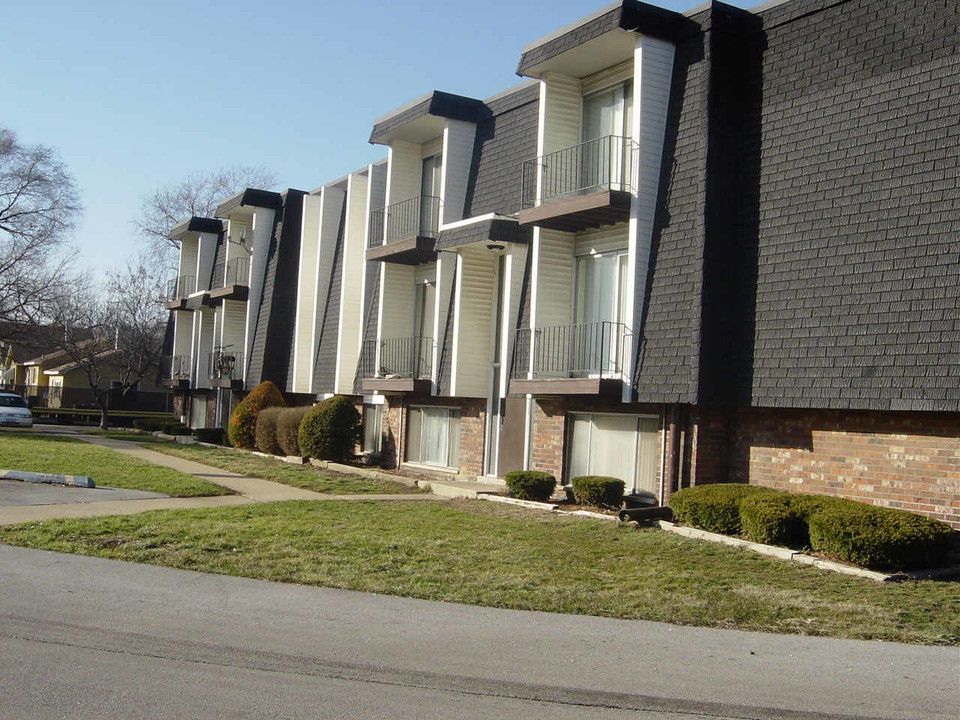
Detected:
[
  {"left": 689, "top": 407, "right": 730, "bottom": 487},
  {"left": 730, "top": 408, "right": 960, "bottom": 528}
]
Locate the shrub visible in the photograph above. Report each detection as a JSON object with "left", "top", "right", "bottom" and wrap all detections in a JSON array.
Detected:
[
  {"left": 571, "top": 476, "right": 625, "bottom": 508},
  {"left": 194, "top": 427, "right": 226, "bottom": 445},
  {"left": 297, "top": 396, "right": 360, "bottom": 461},
  {"left": 227, "top": 381, "right": 285, "bottom": 449},
  {"left": 255, "top": 406, "right": 283, "bottom": 455},
  {"left": 739, "top": 492, "right": 808, "bottom": 548},
  {"left": 504, "top": 471, "right": 556, "bottom": 502},
  {"left": 277, "top": 406, "right": 310, "bottom": 456},
  {"left": 807, "top": 501, "right": 954, "bottom": 571},
  {"left": 162, "top": 422, "right": 192, "bottom": 436},
  {"left": 668, "top": 483, "right": 774, "bottom": 535}
]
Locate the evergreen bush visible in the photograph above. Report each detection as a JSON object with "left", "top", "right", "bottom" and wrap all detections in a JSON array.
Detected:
[
  {"left": 570, "top": 476, "right": 625, "bottom": 508},
  {"left": 227, "top": 381, "right": 285, "bottom": 449},
  {"left": 254, "top": 406, "right": 283, "bottom": 455},
  {"left": 504, "top": 470, "right": 556, "bottom": 502},
  {"left": 297, "top": 396, "right": 360, "bottom": 461},
  {"left": 668, "top": 483, "right": 773, "bottom": 535},
  {"left": 277, "top": 406, "right": 310, "bottom": 456}
]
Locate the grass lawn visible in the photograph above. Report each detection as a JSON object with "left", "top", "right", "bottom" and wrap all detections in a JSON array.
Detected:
[
  {"left": 0, "top": 431, "right": 231, "bottom": 497},
  {"left": 0, "top": 499, "right": 956, "bottom": 645},
  {"left": 142, "top": 441, "right": 422, "bottom": 496}
]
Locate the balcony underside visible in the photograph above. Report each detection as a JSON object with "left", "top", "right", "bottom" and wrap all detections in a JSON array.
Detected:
[
  {"left": 164, "top": 299, "right": 187, "bottom": 311},
  {"left": 209, "top": 377, "right": 243, "bottom": 389},
  {"left": 184, "top": 293, "right": 214, "bottom": 310},
  {"left": 361, "top": 378, "right": 432, "bottom": 394},
  {"left": 161, "top": 378, "right": 191, "bottom": 389},
  {"left": 508, "top": 377, "right": 624, "bottom": 398},
  {"left": 518, "top": 190, "right": 632, "bottom": 232},
  {"left": 208, "top": 285, "right": 249, "bottom": 303},
  {"left": 365, "top": 235, "right": 438, "bottom": 265}
]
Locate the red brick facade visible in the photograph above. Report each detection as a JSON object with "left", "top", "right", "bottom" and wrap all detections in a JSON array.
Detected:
[{"left": 729, "top": 409, "right": 960, "bottom": 529}]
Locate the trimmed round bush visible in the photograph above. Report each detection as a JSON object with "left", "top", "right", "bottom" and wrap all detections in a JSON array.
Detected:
[
  {"left": 807, "top": 501, "right": 954, "bottom": 571},
  {"left": 133, "top": 417, "right": 170, "bottom": 432},
  {"left": 668, "top": 483, "right": 774, "bottom": 535},
  {"left": 162, "top": 422, "right": 192, "bottom": 436},
  {"left": 227, "top": 381, "right": 285, "bottom": 449},
  {"left": 297, "top": 395, "right": 360, "bottom": 461},
  {"left": 739, "top": 492, "right": 808, "bottom": 548},
  {"left": 255, "top": 406, "right": 283, "bottom": 455},
  {"left": 504, "top": 470, "right": 556, "bottom": 502},
  {"left": 277, "top": 406, "right": 310, "bottom": 457},
  {"left": 571, "top": 476, "right": 625, "bottom": 508}
]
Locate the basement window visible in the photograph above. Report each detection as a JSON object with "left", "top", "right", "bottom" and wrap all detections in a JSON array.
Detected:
[{"left": 406, "top": 406, "right": 460, "bottom": 469}]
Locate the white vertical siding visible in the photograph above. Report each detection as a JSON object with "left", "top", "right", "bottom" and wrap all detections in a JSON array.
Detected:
[
  {"left": 433, "top": 250, "right": 457, "bottom": 392},
  {"left": 359, "top": 162, "right": 387, "bottom": 358},
  {"left": 452, "top": 247, "right": 496, "bottom": 398},
  {"left": 193, "top": 308, "right": 216, "bottom": 389},
  {"left": 627, "top": 36, "right": 675, "bottom": 398},
  {"left": 378, "top": 263, "right": 415, "bottom": 341},
  {"left": 172, "top": 310, "right": 192, "bottom": 359},
  {"left": 242, "top": 207, "right": 275, "bottom": 386},
  {"left": 179, "top": 237, "right": 198, "bottom": 286},
  {"left": 292, "top": 194, "right": 322, "bottom": 393},
  {"left": 541, "top": 73, "right": 581, "bottom": 156},
  {"left": 386, "top": 141, "right": 421, "bottom": 207},
  {"left": 220, "top": 299, "right": 246, "bottom": 351},
  {"left": 500, "top": 244, "right": 528, "bottom": 397},
  {"left": 533, "top": 230, "right": 574, "bottom": 329},
  {"left": 574, "top": 225, "right": 629, "bottom": 256},
  {"left": 335, "top": 172, "right": 369, "bottom": 395},
  {"left": 310, "top": 186, "right": 345, "bottom": 393},
  {"left": 421, "top": 137, "right": 443, "bottom": 158},
  {"left": 439, "top": 120, "right": 477, "bottom": 225},
  {"left": 195, "top": 231, "right": 218, "bottom": 291}
]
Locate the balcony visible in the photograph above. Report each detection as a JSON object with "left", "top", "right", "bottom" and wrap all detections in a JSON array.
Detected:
[
  {"left": 164, "top": 275, "right": 196, "bottom": 310},
  {"left": 207, "top": 349, "right": 244, "bottom": 389},
  {"left": 160, "top": 355, "right": 192, "bottom": 389},
  {"left": 359, "top": 336, "right": 433, "bottom": 393},
  {"left": 519, "top": 135, "right": 637, "bottom": 232},
  {"left": 366, "top": 195, "right": 440, "bottom": 265},
  {"left": 509, "top": 321, "right": 630, "bottom": 396},
  {"left": 209, "top": 257, "right": 250, "bottom": 303}
]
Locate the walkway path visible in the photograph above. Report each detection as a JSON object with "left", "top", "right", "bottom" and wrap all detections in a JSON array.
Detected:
[{"left": 0, "top": 433, "right": 439, "bottom": 526}]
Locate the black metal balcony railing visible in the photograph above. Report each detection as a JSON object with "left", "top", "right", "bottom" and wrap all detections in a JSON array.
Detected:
[
  {"left": 368, "top": 195, "right": 440, "bottom": 247},
  {"left": 511, "top": 321, "right": 631, "bottom": 379},
  {"left": 360, "top": 336, "right": 433, "bottom": 380},
  {"left": 165, "top": 275, "right": 196, "bottom": 302},
  {"left": 160, "top": 355, "right": 191, "bottom": 380},
  {"left": 207, "top": 349, "right": 243, "bottom": 380},
  {"left": 520, "top": 135, "right": 638, "bottom": 209},
  {"left": 213, "top": 257, "right": 250, "bottom": 288}
]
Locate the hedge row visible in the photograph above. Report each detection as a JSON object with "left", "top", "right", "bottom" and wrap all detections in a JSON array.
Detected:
[
  {"left": 668, "top": 484, "right": 954, "bottom": 571},
  {"left": 227, "top": 381, "right": 285, "bottom": 449}
]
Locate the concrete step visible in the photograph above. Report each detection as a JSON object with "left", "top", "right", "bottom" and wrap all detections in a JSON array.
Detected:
[{"left": 418, "top": 479, "right": 503, "bottom": 499}]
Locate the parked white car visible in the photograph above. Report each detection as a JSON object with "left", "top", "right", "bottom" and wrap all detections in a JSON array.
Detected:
[{"left": 0, "top": 392, "right": 33, "bottom": 428}]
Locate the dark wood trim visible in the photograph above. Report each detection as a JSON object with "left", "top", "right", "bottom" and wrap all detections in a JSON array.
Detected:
[
  {"left": 161, "top": 378, "right": 191, "bottom": 389},
  {"left": 518, "top": 190, "right": 632, "bottom": 232},
  {"left": 508, "top": 377, "right": 624, "bottom": 398},
  {"left": 208, "top": 285, "right": 249, "bottom": 303},
  {"left": 164, "top": 299, "right": 187, "bottom": 311},
  {"left": 184, "top": 293, "right": 213, "bottom": 310},
  {"left": 361, "top": 378, "right": 432, "bottom": 394},
  {"left": 209, "top": 377, "right": 244, "bottom": 389},
  {"left": 365, "top": 235, "right": 438, "bottom": 265}
]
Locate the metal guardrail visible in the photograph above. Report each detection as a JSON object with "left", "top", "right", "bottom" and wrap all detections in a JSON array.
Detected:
[
  {"left": 368, "top": 195, "right": 440, "bottom": 248},
  {"left": 521, "top": 135, "right": 638, "bottom": 209},
  {"left": 213, "top": 257, "right": 250, "bottom": 288},
  {"left": 360, "top": 336, "right": 433, "bottom": 380},
  {"left": 160, "top": 355, "right": 191, "bottom": 381},
  {"left": 165, "top": 275, "right": 196, "bottom": 302},
  {"left": 206, "top": 349, "right": 243, "bottom": 380},
  {"left": 511, "top": 321, "right": 631, "bottom": 379}
]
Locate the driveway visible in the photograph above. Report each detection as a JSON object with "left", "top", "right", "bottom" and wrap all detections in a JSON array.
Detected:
[
  {"left": 0, "top": 545, "right": 956, "bottom": 720},
  {"left": 0, "top": 479, "right": 167, "bottom": 507}
]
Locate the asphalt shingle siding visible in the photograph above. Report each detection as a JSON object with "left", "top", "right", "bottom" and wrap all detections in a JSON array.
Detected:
[
  {"left": 312, "top": 207, "right": 346, "bottom": 393},
  {"left": 634, "top": 10, "right": 711, "bottom": 405},
  {"left": 249, "top": 190, "right": 304, "bottom": 389},
  {"left": 353, "top": 272, "right": 380, "bottom": 395},
  {"left": 743, "top": 0, "right": 960, "bottom": 412},
  {"left": 463, "top": 84, "right": 540, "bottom": 218}
]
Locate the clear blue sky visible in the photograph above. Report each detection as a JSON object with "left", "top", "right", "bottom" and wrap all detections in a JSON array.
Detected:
[{"left": 4, "top": 0, "right": 753, "bottom": 276}]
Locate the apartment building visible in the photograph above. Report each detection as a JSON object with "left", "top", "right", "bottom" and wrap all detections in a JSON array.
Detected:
[{"left": 162, "top": 0, "right": 959, "bottom": 528}]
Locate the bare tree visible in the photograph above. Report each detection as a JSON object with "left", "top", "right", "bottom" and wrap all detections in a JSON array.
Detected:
[
  {"left": 43, "top": 261, "right": 167, "bottom": 429},
  {"left": 136, "top": 165, "right": 277, "bottom": 266},
  {"left": 0, "top": 128, "right": 81, "bottom": 335}
]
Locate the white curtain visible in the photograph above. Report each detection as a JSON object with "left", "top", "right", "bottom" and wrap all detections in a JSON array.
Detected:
[{"left": 421, "top": 407, "right": 451, "bottom": 467}]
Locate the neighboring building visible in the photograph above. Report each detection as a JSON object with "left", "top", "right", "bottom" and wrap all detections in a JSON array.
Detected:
[
  {"left": 43, "top": 349, "right": 167, "bottom": 411},
  {"left": 161, "top": 0, "right": 959, "bottom": 528}
]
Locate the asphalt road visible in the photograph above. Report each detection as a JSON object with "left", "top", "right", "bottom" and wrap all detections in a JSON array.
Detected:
[
  {"left": 0, "top": 479, "right": 167, "bottom": 506},
  {"left": 0, "top": 545, "right": 956, "bottom": 720}
]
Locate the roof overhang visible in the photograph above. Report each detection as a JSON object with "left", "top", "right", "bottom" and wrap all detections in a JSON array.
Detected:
[
  {"left": 168, "top": 216, "right": 223, "bottom": 243},
  {"left": 437, "top": 216, "right": 532, "bottom": 252},
  {"left": 215, "top": 188, "right": 283, "bottom": 218},
  {"left": 516, "top": 0, "right": 693, "bottom": 79},
  {"left": 369, "top": 91, "right": 489, "bottom": 145}
]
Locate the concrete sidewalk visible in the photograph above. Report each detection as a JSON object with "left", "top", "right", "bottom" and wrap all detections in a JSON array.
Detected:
[{"left": 0, "top": 434, "right": 438, "bottom": 526}]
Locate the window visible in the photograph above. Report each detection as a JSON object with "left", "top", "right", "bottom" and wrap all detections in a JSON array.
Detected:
[
  {"left": 567, "top": 413, "right": 659, "bottom": 494},
  {"left": 581, "top": 82, "right": 634, "bottom": 191},
  {"left": 572, "top": 252, "right": 630, "bottom": 376},
  {"left": 362, "top": 404, "right": 382, "bottom": 453},
  {"left": 406, "top": 406, "right": 460, "bottom": 468}
]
